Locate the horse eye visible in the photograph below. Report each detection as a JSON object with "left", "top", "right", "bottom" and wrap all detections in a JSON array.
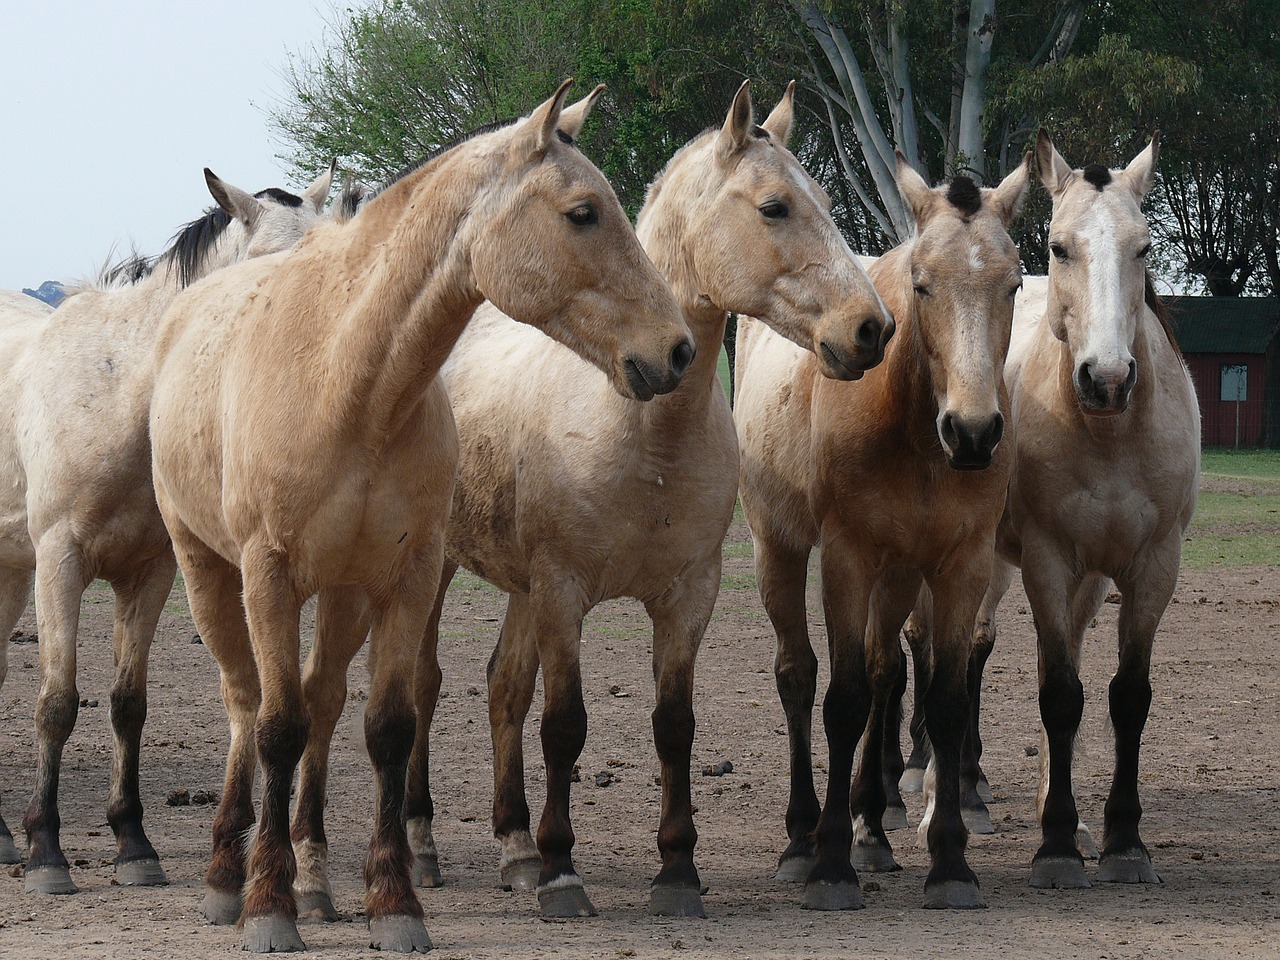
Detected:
[
  {"left": 566, "top": 204, "right": 597, "bottom": 226},
  {"left": 1049, "top": 242, "right": 1068, "bottom": 262},
  {"left": 760, "top": 201, "right": 789, "bottom": 220},
  {"left": 913, "top": 284, "right": 931, "bottom": 297},
  {"left": 1137, "top": 242, "right": 1152, "bottom": 259}
]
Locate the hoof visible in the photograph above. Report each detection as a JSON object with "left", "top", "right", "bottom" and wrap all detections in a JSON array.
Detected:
[
  {"left": 922, "top": 879, "right": 986, "bottom": 909},
  {"left": 24, "top": 865, "right": 77, "bottom": 895},
  {"left": 242, "top": 915, "right": 306, "bottom": 953},
  {"left": 500, "top": 856, "right": 540, "bottom": 893},
  {"left": 899, "top": 767, "right": 925, "bottom": 794},
  {"left": 1029, "top": 855, "right": 1091, "bottom": 889},
  {"left": 852, "top": 842, "right": 900, "bottom": 873},
  {"left": 537, "top": 881, "right": 597, "bottom": 918},
  {"left": 296, "top": 890, "right": 340, "bottom": 922},
  {"left": 976, "top": 777, "right": 994, "bottom": 804},
  {"left": 115, "top": 858, "right": 168, "bottom": 887},
  {"left": 1098, "top": 850, "right": 1160, "bottom": 885},
  {"left": 369, "top": 915, "right": 433, "bottom": 953},
  {"left": 882, "top": 804, "right": 909, "bottom": 831},
  {"left": 774, "top": 855, "right": 816, "bottom": 884},
  {"left": 201, "top": 887, "right": 244, "bottom": 925},
  {"left": 801, "top": 880, "right": 864, "bottom": 911},
  {"left": 412, "top": 854, "right": 443, "bottom": 889},
  {"left": 962, "top": 807, "right": 996, "bottom": 835},
  {"left": 0, "top": 834, "right": 21, "bottom": 865},
  {"left": 649, "top": 885, "right": 705, "bottom": 917}
]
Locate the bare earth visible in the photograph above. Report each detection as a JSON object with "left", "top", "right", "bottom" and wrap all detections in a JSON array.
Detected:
[{"left": 1, "top": 517, "right": 1277, "bottom": 959}]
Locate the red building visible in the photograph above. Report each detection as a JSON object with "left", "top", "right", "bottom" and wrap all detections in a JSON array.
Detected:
[{"left": 1170, "top": 297, "right": 1280, "bottom": 448}]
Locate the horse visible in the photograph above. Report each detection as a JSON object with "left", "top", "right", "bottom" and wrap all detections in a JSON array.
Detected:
[
  {"left": 0, "top": 166, "right": 332, "bottom": 893},
  {"left": 917, "top": 132, "right": 1199, "bottom": 891},
  {"left": 735, "top": 152, "right": 1030, "bottom": 910},
  {"left": 315, "top": 80, "right": 893, "bottom": 922},
  {"left": 147, "top": 81, "right": 693, "bottom": 954}
]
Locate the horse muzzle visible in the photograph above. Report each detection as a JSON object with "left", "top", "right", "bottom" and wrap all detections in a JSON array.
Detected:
[
  {"left": 817, "top": 312, "right": 896, "bottom": 381},
  {"left": 1075, "top": 359, "right": 1137, "bottom": 416},
  {"left": 940, "top": 410, "right": 1005, "bottom": 471},
  {"left": 622, "top": 339, "right": 695, "bottom": 400}
]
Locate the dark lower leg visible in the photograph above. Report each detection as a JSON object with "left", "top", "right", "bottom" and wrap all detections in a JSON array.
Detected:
[
  {"left": 880, "top": 646, "right": 908, "bottom": 810},
  {"left": 1103, "top": 670, "right": 1152, "bottom": 857},
  {"left": 364, "top": 698, "right": 423, "bottom": 919},
  {"left": 1036, "top": 662, "right": 1085, "bottom": 862},
  {"left": 23, "top": 683, "right": 79, "bottom": 873},
  {"left": 487, "top": 598, "right": 540, "bottom": 879},
  {"left": 536, "top": 669, "right": 588, "bottom": 888},
  {"left": 921, "top": 665, "right": 976, "bottom": 889}
]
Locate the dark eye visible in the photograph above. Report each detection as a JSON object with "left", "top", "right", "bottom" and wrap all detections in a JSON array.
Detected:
[
  {"left": 760, "top": 201, "right": 789, "bottom": 219},
  {"left": 1137, "top": 242, "right": 1151, "bottom": 259},
  {"left": 566, "top": 204, "right": 597, "bottom": 226},
  {"left": 1050, "top": 242, "right": 1068, "bottom": 262},
  {"left": 913, "top": 284, "right": 930, "bottom": 297}
]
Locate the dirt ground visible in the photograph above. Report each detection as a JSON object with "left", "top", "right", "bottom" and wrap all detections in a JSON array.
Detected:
[{"left": 0, "top": 518, "right": 1277, "bottom": 959}]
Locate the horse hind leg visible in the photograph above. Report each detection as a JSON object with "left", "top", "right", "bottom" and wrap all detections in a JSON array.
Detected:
[
  {"left": 898, "top": 596, "right": 934, "bottom": 795},
  {"left": 487, "top": 592, "right": 541, "bottom": 894},
  {"left": 291, "top": 584, "right": 370, "bottom": 921},
  {"left": 0, "top": 565, "right": 34, "bottom": 864},
  {"left": 878, "top": 644, "right": 910, "bottom": 831},
  {"left": 22, "top": 534, "right": 90, "bottom": 894},
  {"left": 106, "top": 551, "right": 179, "bottom": 887},
  {"left": 754, "top": 532, "right": 820, "bottom": 882},
  {"left": 406, "top": 561, "right": 455, "bottom": 890}
]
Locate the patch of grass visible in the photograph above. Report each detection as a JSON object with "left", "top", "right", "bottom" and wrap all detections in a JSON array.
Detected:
[
  {"left": 1200, "top": 448, "right": 1280, "bottom": 481},
  {"left": 1184, "top": 451, "right": 1280, "bottom": 569},
  {"left": 451, "top": 569, "right": 503, "bottom": 594},
  {"left": 720, "top": 572, "right": 758, "bottom": 591},
  {"left": 717, "top": 345, "right": 732, "bottom": 402},
  {"left": 722, "top": 540, "right": 755, "bottom": 559}
]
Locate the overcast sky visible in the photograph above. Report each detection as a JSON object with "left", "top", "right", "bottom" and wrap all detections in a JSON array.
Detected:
[{"left": 0, "top": 2, "right": 338, "bottom": 291}]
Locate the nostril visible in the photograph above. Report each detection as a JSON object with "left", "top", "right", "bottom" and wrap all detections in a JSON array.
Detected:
[
  {"left": 940, "top": 412, "right": 959, "bottom": 450},
  {"left": 1125, "top": 359, "right": 1138, "bottom": 392},
  {"left": 988, "top": 413, "right": 1005, "bottom": 449},
  {"left": 669, "top": 340, "right": 695, "bottom": 378},
  {"left": 856, "top": 316, "right": 881, "bottom": 351},
  {"left": 1076, "top": 362, "right": 1093, "bottom": 393}
]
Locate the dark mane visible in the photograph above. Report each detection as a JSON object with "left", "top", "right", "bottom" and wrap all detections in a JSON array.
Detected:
[
  {"left": 98, "top": 251, "right": 157, "bottom": 287},
  {"left": 159, "top": 205, "right": 234, "bottom": 289},
  {"left": 945, "top": 176, "right": 982, "bottom": 218},
  {"left": 1144, "top": 272, "right": 1180, "bottom": 352}
]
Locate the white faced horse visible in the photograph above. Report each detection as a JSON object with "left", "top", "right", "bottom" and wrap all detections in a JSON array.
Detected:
[{"left": 0, "top": 165, "right": 331, "bottom": 893}]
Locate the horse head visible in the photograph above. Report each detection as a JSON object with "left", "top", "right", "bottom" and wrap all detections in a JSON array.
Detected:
[{"left": 1035, "top": 129, "right": 1159, "bottom": 416}]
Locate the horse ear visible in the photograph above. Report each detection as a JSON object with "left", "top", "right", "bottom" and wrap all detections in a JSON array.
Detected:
[
  {"left": 716, "top": 80, "right": 754, "bottom": 164},
  {"left": 204, "top": 169, "right": 261, "bottom": 229},
  {"left": 987, "top": 152, "right": 1032, "bottom": 227},
  {"left": 761, "top": 80, "right": 796, "bottom": 145},
  {"left": 1035, "top": 128, "right": 1072, "bottom": 196},
  {"left": 1122, "top": 132, "right": 1160, "bottom": 200},
  {"left": 517, "top": 78, "right": 575, "bottom": 159},
  {"left": 895, "top": 151, "right": 936, "bottom": 226},
  {"left": 558, "top": 84, "right": 605, "bottom": 141},
  {"left": 302, "top": 159, "right": 336, "bottom": 214}
]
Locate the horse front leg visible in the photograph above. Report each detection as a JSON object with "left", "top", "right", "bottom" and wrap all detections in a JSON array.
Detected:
[
  {"left": 898, "top": 599, "right": 933, "bottom": 794},
  {"left": 850, "top": 572, "right": 922, "bottom": 874},
  {"left": 530, "top": 581, "right": 594, "bottom": 918},
  {"left": 753, "top": 530, "right": 820, "bottom": 882},
  {"left": 22, "top": 532, "right": 89, "bottom": 894},
  {"left": 406, "top": 560, "right": 455, "bottom": 889},
  {"left": 918, "top": 557, "right": 990, "bottom": 909},
  {"left": 106, "top": 550, "right": 178, "bottom": 888},
  {"left": 486, "top": 591, "right": 541, "bottom": 893},
  {"left": 644, "top": 557, "right": 718, "bottom": 918},
  {"left": 1099, "top": 545, "right": 1179, "bottom": 885},
  {"left": 0, "top": 565, "right": 33, "bottom": 865},
  {"left": 801, "top": 540, "right": 872, "bottom": 911},
  {"left": 291, "top": 584, "right": 370, "bottom": 921}
]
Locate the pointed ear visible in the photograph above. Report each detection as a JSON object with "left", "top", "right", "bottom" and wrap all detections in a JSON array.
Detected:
[
  {"left": 557, "top": 84, "right": 605, "bottom": 141},
  {"left": 302, "top": 158, "right": 336, "bottom": 213},
  {"left": 715, "top": 80, "right": 754, "bottom": 164},
  {"left": 1035, "top": 128, "right": 1073, "bottom": 196},
  {"left": 761, "top": 80, "right": 796, "bottom": 144},
  {"left": 514, "top": 78, "right": 575, "bottom": 160},
  {"left": 895, "top": 151, "right": 936, "bottom": 226},
  {"left": 987, "top": 152, "right": 1032, "bottom": 226},
  {"left": 1123, "top": 132, "right": 1160, "bottom": 199},
  {"left": 204, "top": 168, "right": 261, "bottom": 228}
]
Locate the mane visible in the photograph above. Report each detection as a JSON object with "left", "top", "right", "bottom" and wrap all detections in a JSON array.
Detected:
[
  {"left": 945, "top": 176, "right": 982, "bottom": 218},
  {"left": 97, "top": 249, "right": 158, "bottom": 288},
  {"left": 642, "top": 128, "right": 718, "bottom": 211},
  {"left": 158, "top": 205, "right": 235, "bottom": 289},
  {"left": 362, "top": 118, "right": 515, "bottom": 208},
  {"left": 1144, "top": 272, "right": 1179, "bottom": 352}
]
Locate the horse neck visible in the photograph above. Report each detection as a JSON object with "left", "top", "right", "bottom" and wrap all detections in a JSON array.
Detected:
[
  {"left": 321, "top": 153, "right": 487, "bottom": 439},
  {"left": 871, "top": 247, "right": 938, "bottom": 445}
]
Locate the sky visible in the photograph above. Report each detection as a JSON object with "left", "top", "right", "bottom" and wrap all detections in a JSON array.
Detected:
[{"left": 0, "top": 2, "right": 339, "bottom": 291}]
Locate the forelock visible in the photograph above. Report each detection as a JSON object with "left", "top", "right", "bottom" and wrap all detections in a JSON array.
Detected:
[
  {"left": 1081, "top": 164, "right": 1113, "bottom": 190},
  {"left": 945, "top": 176, "right": 982, "bottom": 218}
]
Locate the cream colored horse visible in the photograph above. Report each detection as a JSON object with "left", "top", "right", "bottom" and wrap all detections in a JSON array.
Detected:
[
  {"left": 985, "top": 132, "right": 1198, "bottom": 890},
  {"left": 736, "top": 154, "right": 1030, "bottom": 910},
  {"left": 347, "top": 81, "right": 891, "bottom": 922},
  {"left": 0, "top": 167, "right": 331, "bottom": 894},
  {"left": 148, "top": 82, "right": 691, "bottom": 954}
]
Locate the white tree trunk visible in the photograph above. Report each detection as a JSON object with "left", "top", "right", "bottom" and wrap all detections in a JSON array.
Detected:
[{"left": 957, "top": 0, "right": 996, "bottom": 180}]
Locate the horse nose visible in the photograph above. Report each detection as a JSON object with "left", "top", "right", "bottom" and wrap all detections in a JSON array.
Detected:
[
  {"left": 1076, "top": 359, "right": 1137, "bottom": 411},
  {"left": 669, "top": 339, "right": 695, "bottom": 380},
  {"left": 940, "top": 411, "right": 1005, "bottom": 470}
]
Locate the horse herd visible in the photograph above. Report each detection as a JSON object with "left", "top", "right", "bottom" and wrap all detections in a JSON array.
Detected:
[{"left": 0, "top": 78, "right": 1200, "bottom": 953}]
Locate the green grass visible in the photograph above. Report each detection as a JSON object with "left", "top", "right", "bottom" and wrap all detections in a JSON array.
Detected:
[
  {"left": 717, "top": 345, "right": 732, "bottom": 401},
  {"left": 1184, "top": 449, "right": 1280, "bottom": 569}
]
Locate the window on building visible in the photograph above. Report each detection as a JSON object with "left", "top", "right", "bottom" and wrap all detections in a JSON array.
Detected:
[{"left": 1220, "top": 363, "right": 1248, "bottom": 402}]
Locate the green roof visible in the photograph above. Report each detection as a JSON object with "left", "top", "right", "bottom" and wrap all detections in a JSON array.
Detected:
[{"left": 1169, "top": 296, "right": 1279, "bottom": 354}]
